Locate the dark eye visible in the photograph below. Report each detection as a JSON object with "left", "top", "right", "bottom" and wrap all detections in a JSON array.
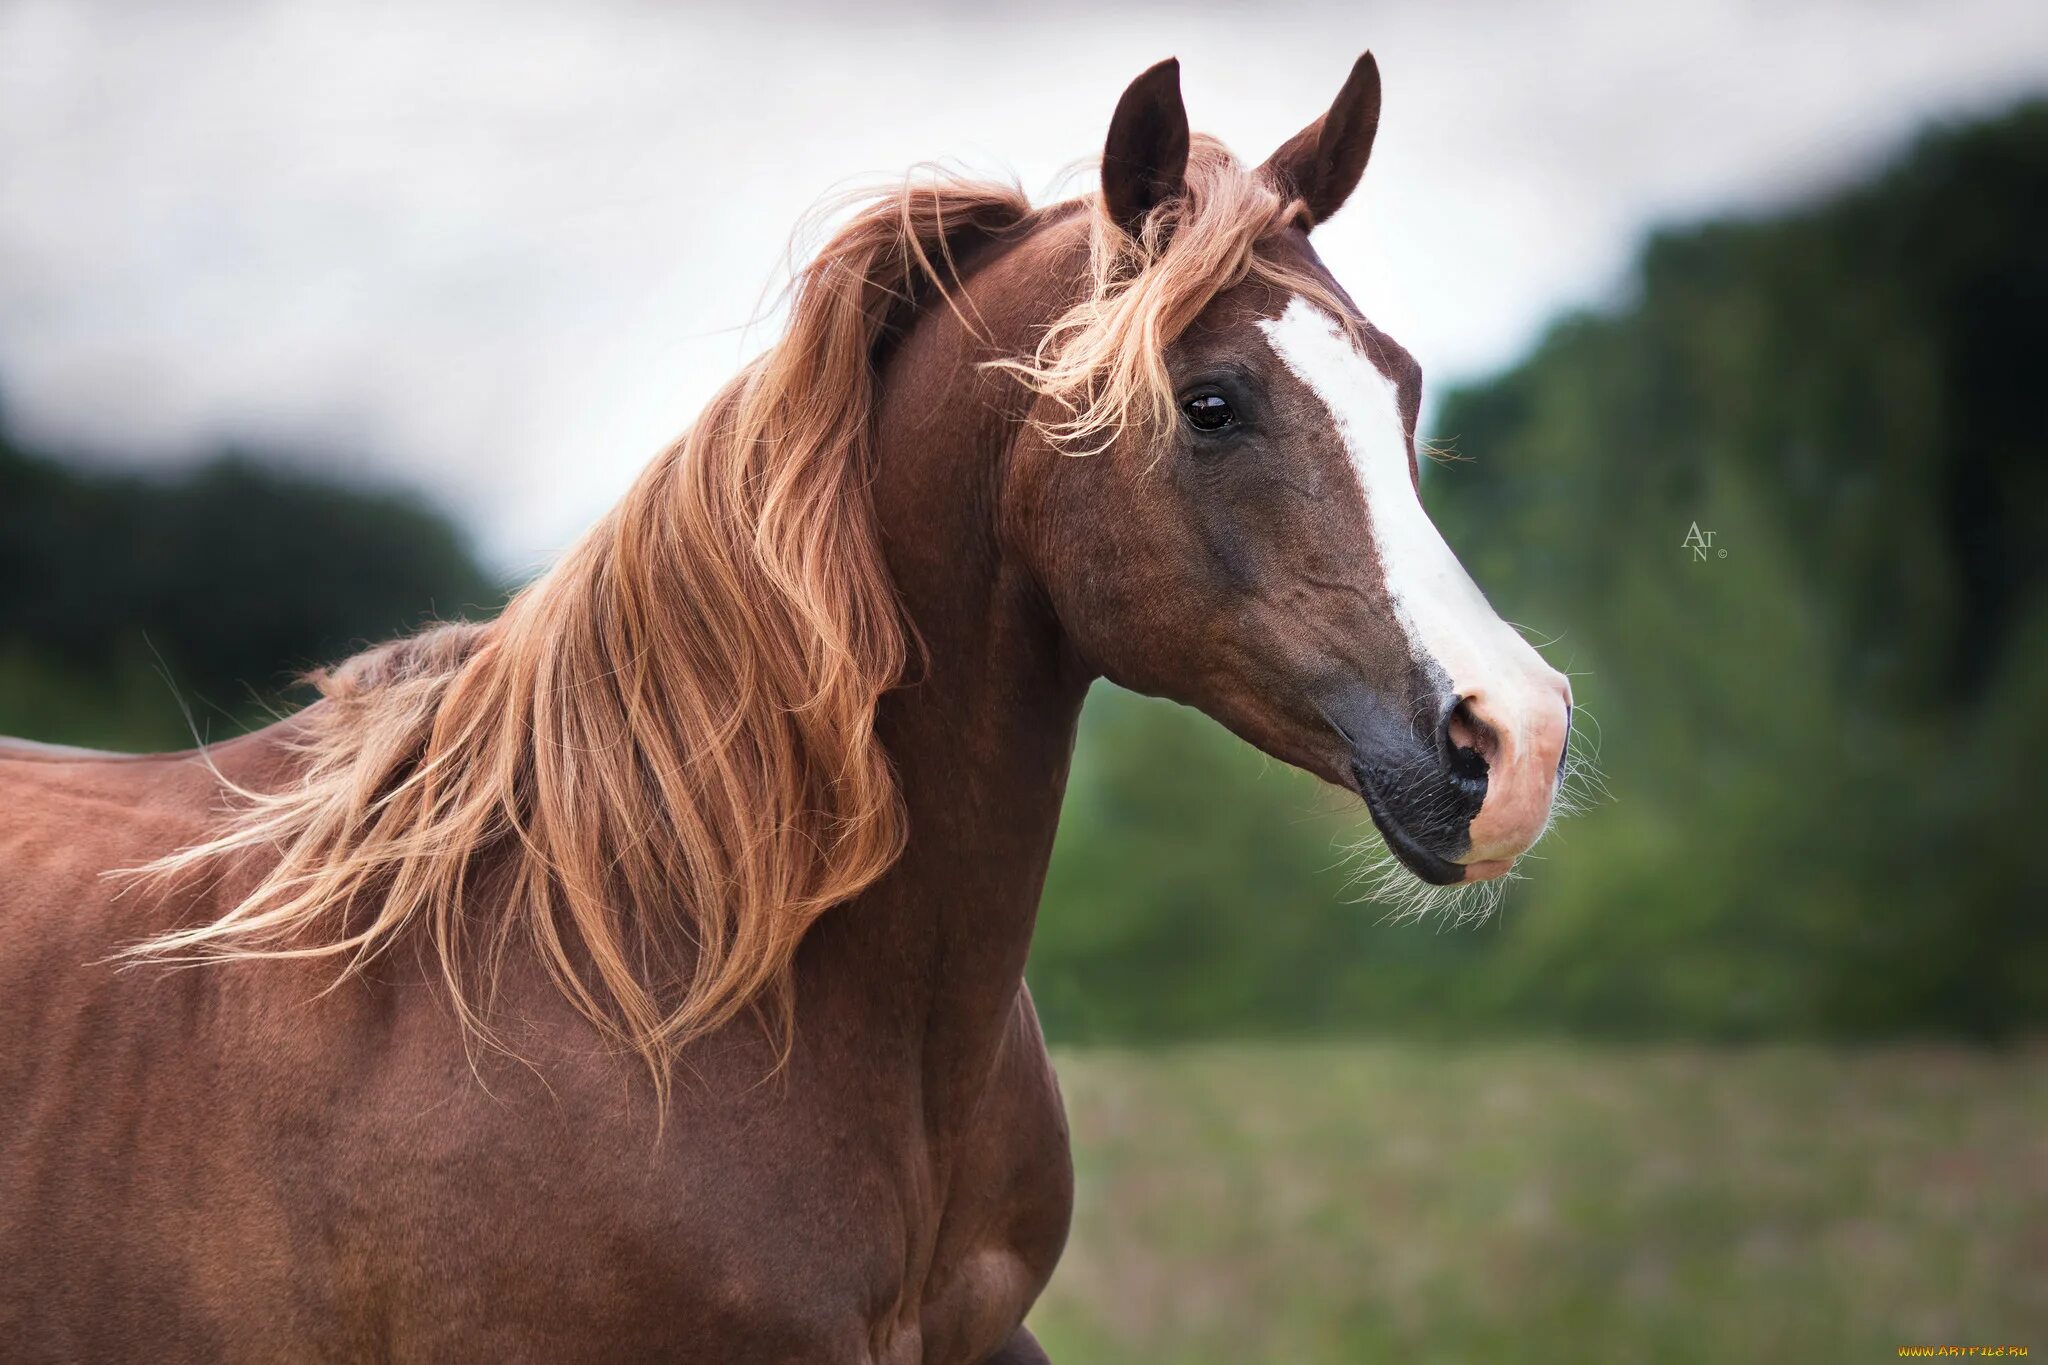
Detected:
[{"left": 1182, "top": 393, "right": 1236, "bottom": 432}]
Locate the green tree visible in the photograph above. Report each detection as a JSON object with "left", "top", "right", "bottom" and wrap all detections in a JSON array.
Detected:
[{"left": 0, "top": 433, "right": 500, "bottom": 750}]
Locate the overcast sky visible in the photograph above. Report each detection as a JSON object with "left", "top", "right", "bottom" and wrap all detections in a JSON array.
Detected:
[{"left": 3, "top": 0, "right": 2045, "bottom": 570}]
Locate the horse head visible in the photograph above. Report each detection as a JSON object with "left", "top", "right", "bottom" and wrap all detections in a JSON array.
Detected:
[{"left": 1004, "top": 56, "right": 1575, "bottom": 889}]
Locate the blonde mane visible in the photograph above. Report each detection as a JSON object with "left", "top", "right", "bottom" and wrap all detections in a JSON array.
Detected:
[{"left": 131, "top": 143, "right": 1341, "bottom": 1092}]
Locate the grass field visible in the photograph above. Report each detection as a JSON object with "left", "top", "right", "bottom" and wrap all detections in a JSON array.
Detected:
[{"left": 1028, "top": 1043, "right": 2048, "bottom": 1363}]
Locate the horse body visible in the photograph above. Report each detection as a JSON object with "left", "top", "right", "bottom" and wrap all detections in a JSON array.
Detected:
[
  {"left": 0, "top": 630, "right": 1072, "bottom": 1363},
  {"left": 1, "top": 56, "right": 1574, "bottom": 1362}
]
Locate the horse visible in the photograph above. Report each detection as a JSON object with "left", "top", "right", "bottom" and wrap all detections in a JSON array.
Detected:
[{"left": 0, "top": 54, "right": 1572, "bottom": 1363}]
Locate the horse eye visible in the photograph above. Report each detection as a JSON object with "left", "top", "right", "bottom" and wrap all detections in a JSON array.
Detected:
[{"left": 1182, "top": 393, "right": 1236, "bottom": 432}]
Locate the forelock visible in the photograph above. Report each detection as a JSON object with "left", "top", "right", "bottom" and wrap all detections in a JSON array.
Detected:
[{"left": 989, "top": 136, "right": 1366, "bottom": 454}]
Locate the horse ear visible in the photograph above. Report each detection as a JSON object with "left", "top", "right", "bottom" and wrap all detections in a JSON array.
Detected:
[
  {"left": 1260, "top": 51, "right": 1382, "bottom": 228},
  {"left": 1101, "top": 57, "right": 1190, "bottom": 235}
]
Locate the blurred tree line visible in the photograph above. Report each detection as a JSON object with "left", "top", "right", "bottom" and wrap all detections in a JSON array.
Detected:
[
  {"left": 1025, "top": 100, "right": 2048, "bottom": 1043},
  {"left": 0, "top": 436, "right": 499, "bottom": 750},
  {"left": 3, "top": 102, "right": 2043, "bottom": 1041}
]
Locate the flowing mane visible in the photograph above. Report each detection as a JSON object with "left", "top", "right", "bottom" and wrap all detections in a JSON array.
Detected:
[{"left": 129, "top": 140, "right": 1346, "bottom": 1092}]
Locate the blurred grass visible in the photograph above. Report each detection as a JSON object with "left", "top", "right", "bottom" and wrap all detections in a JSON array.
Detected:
[{"left": 1031, "top": 1043, "right": 2048, "bottom": 1363}]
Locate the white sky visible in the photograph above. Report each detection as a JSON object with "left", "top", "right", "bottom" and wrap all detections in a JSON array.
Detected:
[{"left": 2, "top": 0, "right": 2044, "bottom": 571}]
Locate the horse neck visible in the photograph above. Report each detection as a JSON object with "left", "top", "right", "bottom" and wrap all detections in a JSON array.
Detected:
[{"left": 821, "top": 217, "right": 1093, "bottom": 1116}]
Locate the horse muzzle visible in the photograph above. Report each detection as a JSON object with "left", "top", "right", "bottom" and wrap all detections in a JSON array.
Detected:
[{"left": 1337, "top": 678, "right": 1573, "bottom": 886}]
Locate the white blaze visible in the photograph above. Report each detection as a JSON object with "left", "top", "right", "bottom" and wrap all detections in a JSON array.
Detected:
[
  {"left": 1256, "top": 297, "right": 1503, "bottom": 684},
  {"left": 1257, "top": 296, "right": 1569, "bottom": 863}
]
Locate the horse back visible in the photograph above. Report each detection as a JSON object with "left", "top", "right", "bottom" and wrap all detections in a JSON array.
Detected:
[{"left": 0, "top": 726, "right": 291, "bottom": 969}]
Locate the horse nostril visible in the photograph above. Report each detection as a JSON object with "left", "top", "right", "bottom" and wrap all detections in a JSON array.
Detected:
[
  {"left": 1444, "top": 695, "right": 1492, "bottom": 756},
  {"left": 1439, "top": 694, "right": 1494, "bottom": 783}
]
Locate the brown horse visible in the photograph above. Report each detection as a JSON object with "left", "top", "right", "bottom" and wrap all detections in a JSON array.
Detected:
[{"left": 0, "top": 55, "right": 1571, "bottom": 1363}]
